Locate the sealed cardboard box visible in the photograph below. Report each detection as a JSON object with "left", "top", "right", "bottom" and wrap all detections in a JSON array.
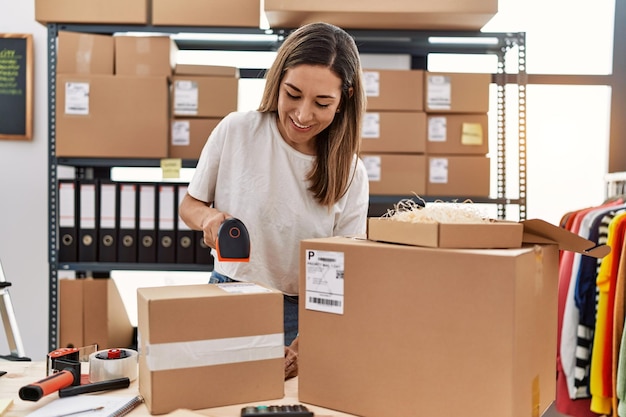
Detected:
[
  {"left": 152, "top": 0, "right": 261, "bottom": 27},
  {"left": 114, "top": 35, "right": 178, "bottom": 77},
  {"left": 57, "top": 31, "right": 114, "bottom": 75},
  {"left": 56, "top": 74, "right": 169, "bottom": 158},
  {"left": 426, "top": 155, "right": 490, "bottom": 197},
  {"left": 361, "top": 153, "right": 426, "bottom": 196},
  {"left": 265, "top": 0, "right": 498, "bottom": 30},
  {"left": 169, "top": 118, "right": 220, "bottom": 160},
  {"left": 426, "top": 113, "right": 489, "bottom": 155},
  {"left": 137, "top": 283, "right": 284, "bottom": 415},
  {"left": 175, "top": 64, "right": 240, "bottom": 78},
  {"left": 35, "top": 0, "right": 148, "bottom": 24},
  {"left": 361, "top": 112, "right": 426, "bottom": 154},
  {"left": 424, "top": 72, "right": 491, "bottom": 113},
  {"left": 172, "top": 75, "right": 239, "bottom": 117},
  {"left": 363, "top": 70, "right": 424, "bottom": 111},
  {"left": 298, "top": 236, "right": 557, "bottom": 417}
]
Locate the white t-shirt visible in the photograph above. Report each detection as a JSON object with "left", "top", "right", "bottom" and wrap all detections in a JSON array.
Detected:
[{"left": 187, "top": 111, "right": 369, "bottom": 295}]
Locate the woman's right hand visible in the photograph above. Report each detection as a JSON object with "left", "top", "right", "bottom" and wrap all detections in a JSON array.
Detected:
[{"left": 200, "top": 211, "right": 230, "bottom": 250}]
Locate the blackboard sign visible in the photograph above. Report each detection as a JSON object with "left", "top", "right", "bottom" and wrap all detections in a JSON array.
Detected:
[{"left": 0, "top": 34, "right": 33, "bottom": 141}]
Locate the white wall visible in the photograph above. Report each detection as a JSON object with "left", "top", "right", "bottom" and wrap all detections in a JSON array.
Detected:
[{"left": 0, "top": 0, "right": 50, "bottom": 360}]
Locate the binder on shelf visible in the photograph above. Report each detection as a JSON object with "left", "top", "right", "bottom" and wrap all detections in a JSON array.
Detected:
[
  {"left": 157, "top": 184, "right": 176, "bottom": 263},
  {"left": 195, "top": 230, "right": 214, "bottom": 266},
  {"left": 98, "top": 181, "right": 118, "bottom": 263},
  {"left": 175, "top": 184, "right": 195, "bottom": 264},
  {"left": 78, "top": 180, "right": 98, "bottom": 262},
  {"left": 137, "top": 183, "right": 157, "bottom": 263},
  {"left": 58, "top": 180, "right": 78, "bottom": 263},
  {"left": 117, "top": 183, "right": 138, "bottom": 263}
]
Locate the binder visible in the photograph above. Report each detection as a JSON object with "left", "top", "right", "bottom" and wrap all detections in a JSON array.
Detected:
[
  {"left": 137, "top": 183, "right": 157, "bottom": 263},
  {"left": 195, "top": 230, "right": 214, "bottom": 266},
  {"left": 78, "top": 180, "right": 98, "bottom": 262},
  {"left": 98, "top": 181, "right": 118, "bottom": 263},
  {"left": 58, "top": 180, "right": 78, "bottom": 263},
  {"left": 157, "top": 184, "right": 176, "bottom": 263},
  {"left": 117, "top": 183, "right": 138, "bottom": 263},
  {"left": 175, "top": 184, "right": 195, "bottom": 264}
]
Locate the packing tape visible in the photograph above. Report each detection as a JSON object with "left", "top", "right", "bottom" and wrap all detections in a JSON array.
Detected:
[{"left": 88, "top": 348, "right": 138, "bottom": 383}]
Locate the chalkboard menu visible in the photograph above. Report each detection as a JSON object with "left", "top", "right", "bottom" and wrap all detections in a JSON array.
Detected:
[{"left": 0, "top": 34, "right": 33, "bottom": 141}]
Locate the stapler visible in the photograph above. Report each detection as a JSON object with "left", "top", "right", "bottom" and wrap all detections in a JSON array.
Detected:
[{"left": 216, "top": 218, "right": 250, "bottom": 262}]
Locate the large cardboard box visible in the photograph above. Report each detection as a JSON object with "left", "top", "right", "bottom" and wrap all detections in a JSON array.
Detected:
[
  {"left": 172, "top": 76, "right": 239, "bottom": 118},
  {"left": 114, "top": 35, "right": 178, "bottom": 77},
  {"left": 426, "top": 113, "right": 489, "bottom": 155},
  {"left": 57, "top": 31, "right": 114, "bottom": 75},
  {"left": 59, "top": 278, "right": 134, "bottom": 350},
  {"left": 361, "top": 154, "right": 426, "bottom": 196},
  {"left": 56, "top": 74, "right": 169, "bottom": 158},
  {"left": 426, "top": 155, "right": 490, "bottom": 197},
  {"left": 169, "top": 118, "right": 220, "bottom": 160},
  {"left": 137, "top": 283, "right": 284, "bottom": 415},
  {"left": 363, "top": 70, "right": 424, "bottom": 112},
  {"left": 298, "top": 237, "right": 557, "bottom": 417},
  {"left": 152, "top": 0, "right": 261, "bottom": 27},
  {"left": 264, "top": 0, "right": 498, "bottom": 30},
  {"left": 424, "top": 72, "right": 491, "bottom": 113},
  {"left": 361, "top": 112, "right": 426, "bottom": 154},
  {"left": 175, "top": 64, "right": 239, "bottom": 78},
  {"left": 35, "top": 0, "right": 148, "bottom": 25}
]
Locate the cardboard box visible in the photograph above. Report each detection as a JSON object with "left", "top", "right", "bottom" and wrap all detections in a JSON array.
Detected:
[
  {"left": 363, "top": 70, "right": 424, "bottom": 111},
  {"left": 299, "top": 236, "right": 556, "bottom": 417},
  {"left": 35, "top": 0, "right": 148, "bottom": 24},
  {"left": 361, "top": 112, "right": 426, "bottom": 154},
  {"left": 172, "top": 75, "right": 238, "bottom": 117},
  {"left": 368, "top": 217, "right": 523, "bottom": 249},
  {"left": 114, "top": 35, "right": 178, "bottom": 77},
  {"left": 264, "top": 0, "right": 498, "bottom": 30},
  {"left": 152, "top": 0, "right": 261, "bottom": 27},
  {"left": 56, "top": 74, "right": 169, "bottom": 158},
  {"left": 361, "top": 154, "right": 426, "bottom": 196},
  {"left": 59, "top": 278, "right": 134, "bottom": 350},
  {"left": 424, "top": 72, "right": 491, "bottom": 113},
  {"left": 426, "top": 155, "right": 490, "bottom": 197},
  {"left": 57, "top": 31, "right": 114, "bottom": 75},
  {"left": 175, "top": 64, "right": 240, "bottom": 78},
  {"left": 169, "top": 118, "right": 220, "bottom": 159},
  {"left": 137, "top": 283, "right": 284, "bottom": 415},
  {"left": 426, "top": 113, "right": 489, "bottom": 155}
]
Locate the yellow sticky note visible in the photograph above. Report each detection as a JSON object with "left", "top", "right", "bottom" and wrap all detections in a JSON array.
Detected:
[
  {"left": 461, "top": 123, "right": 483, "bottom": 145},
  {"left": 161, "top": 158, "right": 182, "bottom": 179}
]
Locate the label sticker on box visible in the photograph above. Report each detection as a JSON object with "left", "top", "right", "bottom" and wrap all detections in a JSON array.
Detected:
[
  {"left": 361, "top": 156, "right": 381, "bottom": 182},
  {"left": 65, "top": 82, "right": 90, "bottom": 115},
  {"left": 427, "top": 75, "right": 451, "bottom": 110},
  {"left": 428, "top": 116, "right": 447, "bottom": 142},
  {"left": 429, "top": 157, "right": 449, "bottom": 183},
  {"left": 305, "top": 250, "right": 344, "bottom": 314},
  {"left": 171, "top": 120, "right": 191, "bottom": 146},
  {"left": 362, "top": 113, "right": 381, "bottom": 138},
  {"left": 363, "top": 71, "right": 380, "bottom": 97},
  {"left": 461, "top": 122, "right": 484, "bottom": 145},
  {"left": 174, "top": 80, "right": 199, "bottom": 115},
  {"left": 217, "top": 282, "right": 272, "bottom": 294}
]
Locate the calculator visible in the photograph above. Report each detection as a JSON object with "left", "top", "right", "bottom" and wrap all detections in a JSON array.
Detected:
[{"left": 240, "top": 404, "right": 314, "bottom": 416}]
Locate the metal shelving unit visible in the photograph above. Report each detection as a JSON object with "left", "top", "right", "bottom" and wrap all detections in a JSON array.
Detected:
[{"left": 46, "top": 23, "right": 526, "bottom": 351}]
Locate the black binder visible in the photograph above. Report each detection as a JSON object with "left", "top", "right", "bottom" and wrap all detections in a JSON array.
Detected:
[
  {"left": 98, "top": 181, "right": 118, "bottom": 263},
  {"left": 58, "top": 179, "right": 78, "bottom": 263},
  {"left": 77, "top": 180, "right": 98, "bottom": 262},
  {"left": 195, "top": 230, "right": 214, "bottom": 266},
  {"left": 157, "top": 184, "right": 176, "bottom": 263},
  {"left": 175, "top": 184, "right": 195, "bottom": 264},
  {"left": 137, "top": 183, "right": 157, "bottom": 263},
  {"left": 117, "top": 183, "right": 138, "bottom": 263}
]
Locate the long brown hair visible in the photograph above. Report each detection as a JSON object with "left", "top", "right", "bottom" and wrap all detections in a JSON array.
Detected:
[{"left": 258, "top": 22, "right": 366, "bottom": 207}]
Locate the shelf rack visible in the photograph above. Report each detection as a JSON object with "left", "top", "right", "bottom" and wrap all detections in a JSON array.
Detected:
[{"left": 46, "top": 23, "right": 526, "bottom": 351}]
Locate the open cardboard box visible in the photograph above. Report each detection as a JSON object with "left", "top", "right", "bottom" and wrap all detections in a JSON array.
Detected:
[{"left": 367, "top": 217, "right": 611, "bottom": 257}]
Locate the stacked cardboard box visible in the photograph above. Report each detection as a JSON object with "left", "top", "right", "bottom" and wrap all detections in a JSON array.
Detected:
[{"left": 424, "top": 72, "right": 492, "bottom": 197}]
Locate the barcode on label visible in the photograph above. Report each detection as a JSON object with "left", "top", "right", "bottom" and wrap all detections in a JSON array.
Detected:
[{"left": 309, "top": 297, "right": 342, "bottom": 307}]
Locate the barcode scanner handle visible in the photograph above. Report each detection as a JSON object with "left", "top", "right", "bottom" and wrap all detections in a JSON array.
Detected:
[{"left": 19, "top": 368, "right": 79, "bottom": 401}]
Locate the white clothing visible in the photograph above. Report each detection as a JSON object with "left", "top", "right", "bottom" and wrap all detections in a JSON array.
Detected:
[{"left": 187, "top": 111, "right": 369, "bottom": 295}]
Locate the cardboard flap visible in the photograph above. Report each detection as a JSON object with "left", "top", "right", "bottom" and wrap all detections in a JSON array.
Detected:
[{"left": 522, "top": 219, "right": 611, "bottom": 258}]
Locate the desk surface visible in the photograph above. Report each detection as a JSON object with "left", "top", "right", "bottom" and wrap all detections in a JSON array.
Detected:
[{"left": 0, "top": 361, "right": 355, "bottom": 417}]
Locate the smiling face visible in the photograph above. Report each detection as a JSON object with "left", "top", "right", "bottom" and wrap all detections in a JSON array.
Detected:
[{"left": 276, "top": 64, "right": 343, "bottom": 155}]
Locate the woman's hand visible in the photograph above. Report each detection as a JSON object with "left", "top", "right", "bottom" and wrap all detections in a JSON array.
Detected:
[
  {"left": 284, "top": 336, "right": 299, "bottom": 380},
  {"left": 200, "top": 211, "right": 230, "bottom": 249}
]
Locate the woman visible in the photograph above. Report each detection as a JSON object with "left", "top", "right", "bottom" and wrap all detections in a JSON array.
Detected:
[{"left": 179, "top": 21, "right": 369, "bottom": 364}]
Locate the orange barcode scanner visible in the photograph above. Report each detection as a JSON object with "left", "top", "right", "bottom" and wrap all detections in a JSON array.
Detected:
[{"left": 216, "top": 218, "right": 250, "bottom": 262}]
